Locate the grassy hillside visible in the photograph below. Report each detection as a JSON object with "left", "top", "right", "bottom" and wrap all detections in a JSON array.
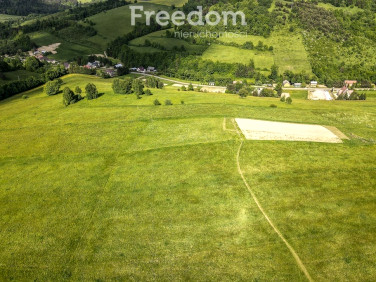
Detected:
[
  {"left": 138, "top": 0, "right": 188, "bottom": 6},
  {"left": 317, "top": 2, "right": 364, "bottom": 14},
  {"left": 0, "top": 74, "right": 375, "bottom": 280},
  {"left": 0, "top": 13, "right": 21, "bottom": 22},
  {"left": 202, "top": 44, "right": 275, "bottom": 70},
  {"left": 30, "top": 31, "right": 101, "bottom": 60},
  {"left": 217, "top": 27, "right": 313, "bottom": 75},
  {"left": 87, "top": 3, "right": 170, "bottom": 50},
  {"left": 129, "top": 30, "right": 205, "bottom": 53}
]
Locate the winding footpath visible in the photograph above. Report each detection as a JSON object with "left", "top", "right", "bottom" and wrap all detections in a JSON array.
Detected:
[{"left": 236, "top": 140, "right": 313, "bottom": 282}]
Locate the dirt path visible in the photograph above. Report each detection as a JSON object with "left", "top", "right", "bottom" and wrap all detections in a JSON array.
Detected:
[{"left": 236, "top": 140, "right": 313, "bottom": 281}]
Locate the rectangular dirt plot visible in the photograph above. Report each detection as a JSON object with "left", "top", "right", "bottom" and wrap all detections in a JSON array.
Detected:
[{"left": 235, "top": 118, "right": 343, "bottom": 143}]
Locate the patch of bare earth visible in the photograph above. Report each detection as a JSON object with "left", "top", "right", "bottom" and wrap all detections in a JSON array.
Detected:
[{"left": 235, "top": 118, "right": 344, "bottom": 143}]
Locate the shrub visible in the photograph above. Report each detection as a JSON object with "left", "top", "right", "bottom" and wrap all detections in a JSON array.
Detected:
[
  {"left": 63, "top": 87, "right": 75, "bottom": 106},
  {"left": 181, "top": 100, "right": 185, "bottom": 105},
  {"left": 112, "top": 78, "right": 133, "bottom": 94},
  {"left": 85, "top": 83, "right": 99, "bottom": 100},
  {"left": 165, "top": 99, "right": 173, "bottom": 105},
  {"left": 132, "top": 79, "right": 144, "bottom": 95},
  {"left": 349, "top": 92, "right": 359, "bottom": 100},
  {"left": 286, "top": 97, "right": 293, "bottom": 104},
  {"left": 274, "top": 83, "right": 282, "bottom": 96},
  {"left": 239, "top": 88, "right": 248, "bottom": 98},
  {"left": 22, "top": 95, "right": 29, "bottom": 99},
  {"left": 260, "top": 88, "right": 275, "bottom": 97},
  {"left": 280, "top": 96, "right": 286, "bottom": 102},
  {"left": 75, "top": 86, "right": 82, "bottom": 95},
  {"left": 270, "top": 104, "right": 277, "bottom": 108},
  {"left": 145, "top": 77, "right": 164, "bottom": 89},
  {"left": 44, "top": 80, "right": 60, "bottom": 96},
  {"left": 181, "top": 85, "right": 186, "bottom": 91},
  {"left": 153, "top": 99, "right": 161, "bottom": 106},
  {"left": 145, "top": 89, "right": 152, "bottom": 96},
  {"left": 63, "top": 87, "right": 82, "bottom": 106},
  {"left": 57, "top": 78, "right": 63, "bottom": 86},
  {"left": 188, "top": 83, "right": 194, "bottom": 91}
]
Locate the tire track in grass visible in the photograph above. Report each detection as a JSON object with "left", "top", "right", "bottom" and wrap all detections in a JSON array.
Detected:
[{"left": 235, "top": 138, "right": 313, "bottom": 281}]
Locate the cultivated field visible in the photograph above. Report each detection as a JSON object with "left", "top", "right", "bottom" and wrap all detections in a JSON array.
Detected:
[{"left": 0, "top": 75, "right": 375, "bottom": 280}]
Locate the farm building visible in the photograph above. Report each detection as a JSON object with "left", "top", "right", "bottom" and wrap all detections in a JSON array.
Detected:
[
  {"left": 310, "top": 81, "right": 318, "bottom": 87},
  {"left": 105, "top": 69, "right": 116, "bottom": 77},
  {"left": 336, "top": 87, "right": 353, "bottom": 99},
  {"left": 294, "top": 83, "right": 302, "bottom": 88}
]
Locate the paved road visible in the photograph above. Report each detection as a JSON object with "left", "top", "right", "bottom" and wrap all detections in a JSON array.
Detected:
[
  {"left": 131, "top": 73, "right": 374, "bottom": 92},
  {"left": 131, "top": 72, "right": 226, "bottom": 89}
]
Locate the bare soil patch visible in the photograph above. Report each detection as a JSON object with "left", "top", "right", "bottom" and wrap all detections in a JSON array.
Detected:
[{"left": 235, "top": 118, "right": 343, "bottom": 143}]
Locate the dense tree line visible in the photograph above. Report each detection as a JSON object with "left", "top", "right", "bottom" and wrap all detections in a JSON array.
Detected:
[
  {"left": 0, "top": 76, "right": 44, "bottom": 100},
  {"left": 318, "top": 0, "right": 375, "bottom": 10},
  {"left": 0, "top": 56, "right": 67, "bottom": 100},
  {"left": 0, "top": 0, "right": 129, "bottom": 16},
  {"left": 0, "top": 0, "right": 61, "bottom": 16},
  {"left": 0, "top": 34, "right": 35, "bottom": 55}
]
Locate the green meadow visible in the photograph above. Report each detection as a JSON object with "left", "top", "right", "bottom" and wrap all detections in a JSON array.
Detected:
[
  {"left": 217, "top": 28, "right": 313, "bottom": 74},
  {"left": 0, "top": 74, "right": 375, "bottom": 280},
  {"left": 0, "top": 14, "right": 21, "bottom": 22},
  {"left": 318, "top": 2, "right": 364, "bottom": 14},
  {"left": 202, "top": 44, "right": 275, "bottom": 69},
  {"left": 87, "top": 3, "right": 171, "bottom": 50},
  {"left": 129, "top": 30, "right": 206, "bottom": 53},
  {"left": 138, "top": 0, "right": 188, "bottom": 6}
]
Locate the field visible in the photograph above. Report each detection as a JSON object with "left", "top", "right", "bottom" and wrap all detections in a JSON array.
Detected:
[
  {"left": 0, "top": 75, "right": 375, "bottom": 280},
  {"left": 318, "top": 2, "right": 363, "bottom": 14},
  {"left": 217, "top": 28, "right": 313, "bottom": 74},
  {"left": 138, "top": 0, "right": 188, "bottom": 6},
  {"left": 87, "top": 3, "right": 171, "bottom": 50},
  {"left": 30, "top": 31, "right": 101, "bottom": 60},
  {"left": 129, "top": 30, "right": 205, "bottom": 53},
  {"left": 202, "top": 44, "right": 275, "bottom": 69},
  {"left": 0, "top": 14, "right": 21, "bottom": 22}
]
